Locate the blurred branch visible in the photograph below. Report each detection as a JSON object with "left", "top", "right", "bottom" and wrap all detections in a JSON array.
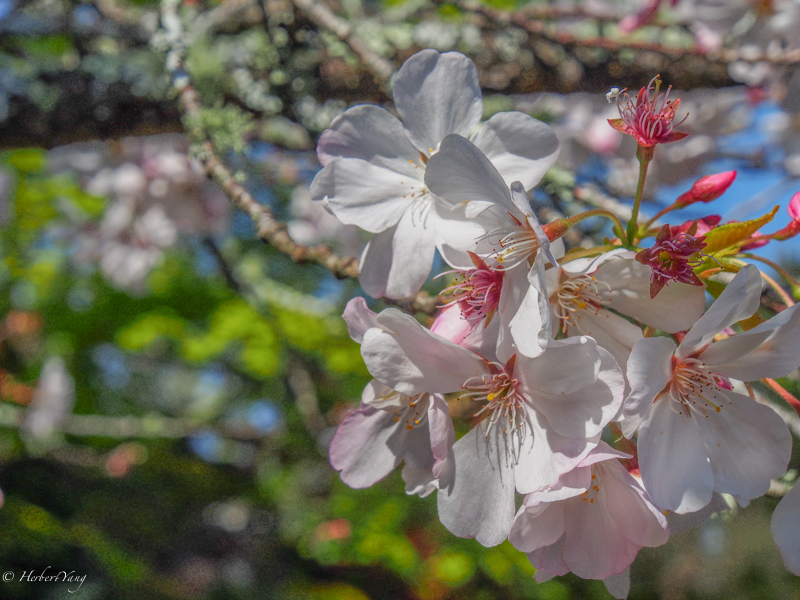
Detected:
[
  {"left": 287, "top": 360, "right": 326, "bottom": 436},
  {"left": 289, "top": 0, "right": 395, "bottom": 85}
]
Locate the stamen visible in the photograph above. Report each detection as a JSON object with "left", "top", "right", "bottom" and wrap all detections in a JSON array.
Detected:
[
  {"left": 662, "top": 357, "right": 731, "bottom": 417},
  {"left": 553, "top": 273, "right": 612, "bottom": 335},
  {"left": 460, "top": 356, "right": 527, "bottom": 440}
]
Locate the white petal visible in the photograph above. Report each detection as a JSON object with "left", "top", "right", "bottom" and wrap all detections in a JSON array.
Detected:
[
  {"left": 529, "top": 346, "right": 623, "bottom": 440},
  {"left": 508, "top": 254, "right": 551, "bottom": 358},
  {"left": 514, "top": 410, "right": 597, "bottom": 494},
  {"left": 517, "top": 336, "right": 601, "bottom": 397},
  {"left": 622, "top": 337, "right": 677, "bottom": 438},
  {"left": 678, "top": 264, "right": 762, "bottom": 357},
  {"left": 401, "top": 423, "right": 438, "bottom": 498},
  {"left": 316, "top": 104, "right": 422, "bottom": 171},
  {"left": 359, "top": 203, "right": 437, "bottom": 299},
  {"left": 509, "top": 502, "right": 566, "bottom": 553},
  {"left": 437, "top": 423, "right": 517, "bottom": 547},
  {"left": 470, "top": 111, "right": 561, "bottom": 190},
  {"left": 697, "top": 389, "right": 791, "bottom": 503},
  {"left": 638, "top": 398, "right": 714, "bottom": 513},
  {"left": 598, "top": 256, "right": 706, "bottom": 333},
  {"left": 425, "top": 135, "right": 516, "bottom": 215},
  {"left": 361, "top": 309, "right": 486, "bottom": 395},
  {"left": 393, "top": 50, "right": 483, "bottom": 154},
  {"left": 428, "top": 393, "right": 455, "bottom": 466},
  {"left": 496, "top": 263, "right": 531, "bottom": 363},
  {"left": 700, "top": 303, "right": 800, "bottom": 381},
  {"left": 342, "top": 297, "right": 378, "bottom": 343},
  {"left": 361, "top": 378, "right": 406, "bottom": 410},
  {"left": 772, "top": 481, "right": 800, "bottom": 575},
  {"left": 564, "top": 308, "right": 642, "bottom": 374},
  {"left": 311, "top": 158, "right": 414, "bottom": 233},
  {"left": 329, "top": 405, "right": 406, "bottom": 488}
]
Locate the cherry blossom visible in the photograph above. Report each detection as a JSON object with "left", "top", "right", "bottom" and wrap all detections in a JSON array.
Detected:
[
  {"left": 623, "top": 265, "right": 800, "bottom": 513},
  {"left": 635, "top": 223, "right": 707, "bottom": 298},
  {"left": 329, "top": 298, "right": 455, "bottom": 496},
  {"left": 311, "top": 49, "right": 560, "bottom": 299},
  {"left": 509, "top": 442, "right": 669, "bottom": 581},
  {"left": 608, "top": 75, "right": 689, "bottom": 148},
  {"left": 357, "top": 306, "right": 623, "bottom": 547}
]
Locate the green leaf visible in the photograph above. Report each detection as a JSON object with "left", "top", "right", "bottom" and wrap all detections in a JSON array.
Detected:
[
  {"left": 2, "top": 149, "right": 45, "bottom": 173},
  {"left": 703, "top": 206, "right": 778, "bottom": 255}
]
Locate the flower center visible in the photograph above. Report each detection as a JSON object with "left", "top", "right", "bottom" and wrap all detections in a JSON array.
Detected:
[
  {"left": 440, "top": 261, "right": 504, "bottom": 326},
  {"left": 662, "top": 357, "right": 731, "bottom": 417},
  {"left": 461, "top": 357, "right": 526, "bottom": 438},
  {"left": 552, "top": 273, "right": 611, "bottom": 334},
  {"left": 389, "top": 393, "right": 430, "bottom": 429},
  {"left": 480, "top": 218, "right": 540, "bottom": 270}
]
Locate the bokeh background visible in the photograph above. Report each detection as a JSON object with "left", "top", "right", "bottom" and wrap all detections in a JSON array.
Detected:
[{"left": 1, "top": 0, "right": 800, "bottom": 598}]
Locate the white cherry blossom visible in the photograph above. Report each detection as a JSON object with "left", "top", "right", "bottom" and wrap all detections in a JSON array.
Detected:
[
  {"left": 358, "top": 306, "right": 623, "bottom": 547},
  {"left": 311, "top": 49, "right": 559, "bottom": 299},
  {"left": 623, "top": 265, "right": 800, "bottom": 513}
]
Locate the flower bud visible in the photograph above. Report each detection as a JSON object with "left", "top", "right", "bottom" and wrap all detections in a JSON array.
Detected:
[{"left": 674, "top": 171, "right": 737, "bottom": 208}]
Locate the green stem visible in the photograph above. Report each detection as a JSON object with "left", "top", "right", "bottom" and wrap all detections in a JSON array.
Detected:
[
  {"left": 559, "top": 244, "right": 620, "bottom": 264},
  {"left": 626, "top": 146, "right": 653, "bottom": 246},
  {"left": 739, "top": 253, "right": 800, "bottom": 297},
  {"left": 566, "top": 209, "right": 627, "bottom": 241}
]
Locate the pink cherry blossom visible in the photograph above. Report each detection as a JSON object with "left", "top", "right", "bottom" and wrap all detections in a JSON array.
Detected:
[
  {"left": 509, "top": 443, "right": 669, "bottom": 581},
  {"left": 608, "top": 76, "right": 689, "bottom": 148},
  {"left": 674, "top": 171, "right": 737, "bottom": 207},
  {"left": 635, "top": 224, "right": 706, "bottom": 298}
]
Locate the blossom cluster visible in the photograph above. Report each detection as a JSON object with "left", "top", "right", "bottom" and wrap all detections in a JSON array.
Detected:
[{"left": 311, "top": 49, "right": 800, "bottom": 596}]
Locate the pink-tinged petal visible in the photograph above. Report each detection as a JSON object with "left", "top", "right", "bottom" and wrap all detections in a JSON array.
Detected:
[
  {"left": 361, "top": 309, "right": 486, "bottom": 395},
  {"left": 509, "top": 502, "right": 566, "bottom": 553},
  {"left": 528, "top": 535, "right": 570, "bottom": 578},
  {"left": 437, "top": 423, "right": 517, "bottom": 547},
  {"left": 316, "top": 104, "right": 422, "bottom": 171},
  {"left": 425, "top": 134, "right": 515, "bottom": 215},
  {"left": 510, "top": 182, "right": 558, "bottom": 267},
  {"left": 696, "top": 389, "right": 791, "bottom": 504},
  {"left": 342, "top": 297, "right": 378, "bottom": 343},
  {"left": 562, "top": 483, "right": 640, "bottom": 579},
  {"left": 638, "top": 397, "right": 714, "bottom": 513},
  {"left": 578, "top": 442, "right": 632, "bottom": 468},
  {"left": 524, "top": 465, "right": 593, "bottom": 505},
  {"left": 393, "top": 50, "right": 483, "bottom": 155},
  {"left": 598, "top": 256, "right": 706, "bottom": 333},
  {"left": 514, "top": 411, "right": 598, "bottom": 494},
  {"left": 678, "top": 265, "right": 762, "bottom": 357},
  {"left": 358, "top": 204, "right": 437, "bottom": 299},
  {"left": 310, "top": 158, "right": 414, "bottom": 233},
  {"left": 529, "top": 346, "right": 623, "bottom": 440},
  {"left": 329, "top": 405, "right": 406, "bottom": 488},
  {"left": 432, "top": 201, "right": 495, "bottom": 268},
  {"left": 603, "top": 569, "right": 631, "bottom": 600},
  {"left": 772, "top": 481, "right": 800, "bottom": 575},
  {"left": 700, "top": 303, "right": 800, "bottom": 381},
  {"left": 401, "top": 423, "right": 437, "bottom": 498},
  {"left": 601, "top": 460, "right": 669, "bottom": 548},
  {"left": 622, "top": 336, "right": 677, "bottom": 438},
  {"left": 470, "top": 111, "right": 560, "bottom": 190}
]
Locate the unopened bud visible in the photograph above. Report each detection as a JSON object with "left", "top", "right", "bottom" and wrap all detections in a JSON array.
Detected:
[{"left": 675, "top": 171, "right": 737, "bottom": 207}]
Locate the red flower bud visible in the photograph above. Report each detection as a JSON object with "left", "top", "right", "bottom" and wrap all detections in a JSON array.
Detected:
[
  {"left": 675, "top": 171, "right": 737, "bottom": 207},
  {"left": 771, "top": 191, "right": 800, "bottom": 241}
]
